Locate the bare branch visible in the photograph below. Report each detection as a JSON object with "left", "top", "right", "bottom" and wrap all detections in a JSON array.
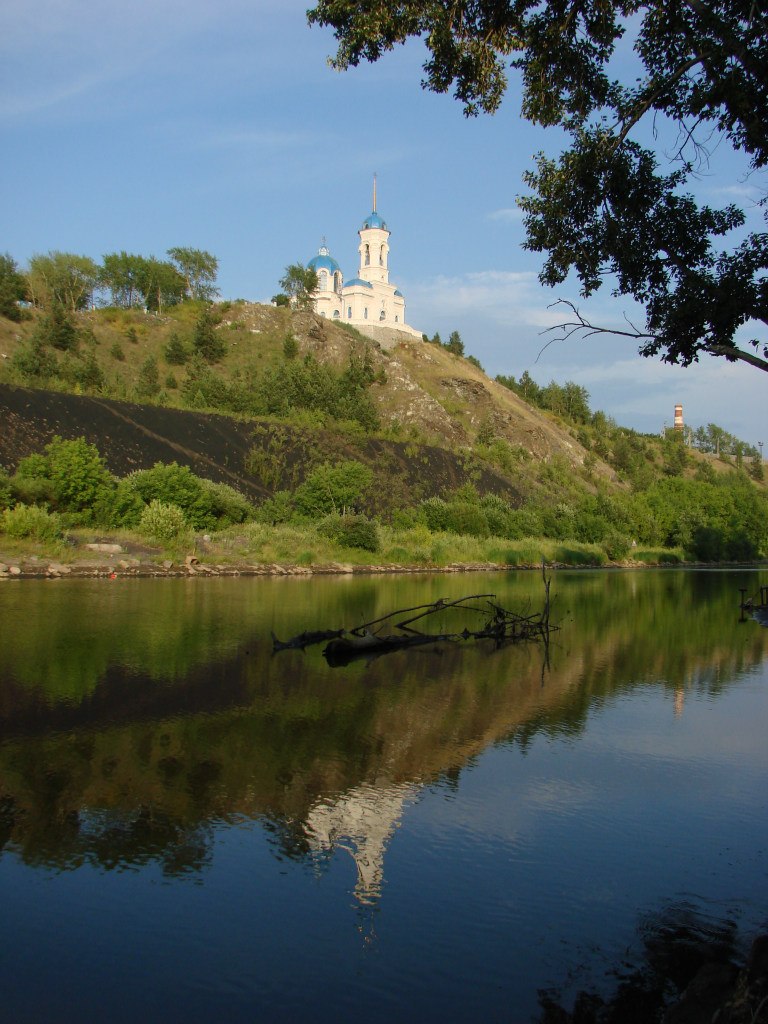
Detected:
[{"left": 540, "top": 300, "right": 768, "bottom": 372}]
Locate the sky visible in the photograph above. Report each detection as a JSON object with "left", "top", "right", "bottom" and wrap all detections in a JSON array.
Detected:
[{"left": 1, "top": 0, "right": 765, "bottom": 447}]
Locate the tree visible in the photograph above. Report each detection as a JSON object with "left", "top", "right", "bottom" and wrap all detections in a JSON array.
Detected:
[
  {"left": 27, "top": 251, "right": 99, "bottom": 311},
  {"left": 278, "top": 263, "right": 319, "bottom": 308},
  {"left": 445, "top": 330, "right": 465, "bottom": 356},
  {"left": 192, "top": 305, "right": 226, "bottom": 363},
  {"left": 100, "top": 252, "right": 145, "bottom": 307},
  {"left": 0, "top": 254, "right": 28, "bottom": 321},
  {"left": 137, "top": 258, "right": 186, "bottom": 312},
  {"left": 34, "top": 301, "right": 78, "bottom": 352},
  {"left": 308, "top": 0, "right": 768, "bottom": 372},
  {"left": 166, "top": 247, "right": 219, "bottom": 301},
  {"left": 136, "top": 355, "right": 161, "bottom": 398}
]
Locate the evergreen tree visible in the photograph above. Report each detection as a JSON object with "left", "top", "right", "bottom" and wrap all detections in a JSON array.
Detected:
[{"left": 192, "top": 306, "right": 226, "bottom": 364}]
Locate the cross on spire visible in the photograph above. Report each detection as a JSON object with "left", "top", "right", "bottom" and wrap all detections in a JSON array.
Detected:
[{"left": 373, "top": 172, "right": 377, "bottom": 212}]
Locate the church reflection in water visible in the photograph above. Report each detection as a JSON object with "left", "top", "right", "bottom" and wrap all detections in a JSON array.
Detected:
[{"left": 304, "top": 780, "right": 420, "bottom": 906}]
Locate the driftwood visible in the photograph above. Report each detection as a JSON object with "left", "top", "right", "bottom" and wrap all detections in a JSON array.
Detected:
[
  {"left": 271, "top": 628, "right": 344, "bottom": 651},
  {"left": 273, "top": 565, "right": 557, "bottom": 664}
]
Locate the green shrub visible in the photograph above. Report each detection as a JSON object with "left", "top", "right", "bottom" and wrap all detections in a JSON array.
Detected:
[
  {"left": 602, "top": 529, "right": 632, "bottom": 561},
  {"left": 505, "top": 506, "right": 543, "bottom": 539},
  {"left": 14, "top": 437, "right": 114, "bottom": 521},
  {"left": 110, "top": 341, "right": 126, "bottom": 361},
  {"left": 71, "top": 351, "right": 105, "bottom": 391},
  {"left": 125, "top": 462, "right": 214, "bottom": 528},
  {"left": 138, "top": 500, "right": 188, "bottom": 541},
  {"left": 0, "top": 470, "right": 12, "bottom": 510},
  {"left": 164, "top": 332, "right": 190, "bottom": 365},
  {"left": 420, "top": 496, "right": 451, "bottom": 532},
  {"left": 11, "top": 338, "right": 59, "bottom": 383},
  {"left": 282, "top": 335, "right": 298, "bottom": 359},
  {"left": 479, "top": 493, "right": 513, "bottom": 537},
  {"left": 1, "top": 503, "right": 62, "bottom": 540},
  {"left": 318, "top": 513, "right": 380, "bottom": 551},
  {"left": 446, "top": 501, "right": 490, "bottom": 538},
  {"left": 293, "top": 460, "right": 373, "bottom": 517},
  {"left": 193, "top": 306, "right": 226, "bottom": 363},
  {"left": 253, "top": 491, "right": 294, "bottom": 525},
  {"left": 199, "top": 480, "right": 254, "bottom": 526},
  {"left": 136, "top": 355, "right": 160, "bottom": 398}
]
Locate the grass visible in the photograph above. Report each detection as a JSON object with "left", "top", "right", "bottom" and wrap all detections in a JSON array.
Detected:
[{"left": 0, "top": 518, "right": 726, "bottom": 571}]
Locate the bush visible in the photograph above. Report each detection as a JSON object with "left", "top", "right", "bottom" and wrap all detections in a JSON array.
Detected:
[
  {"left": 0, "top": 470, "right": 12, "bottom": 510},
  {"left": 479, "top": 493, "right": 513, "bottom": 536},
  {"left": 124, "top": 463, "right": 215, "bottom": 528},
  {"left": 14, "top": 437, "right": 115, "bottom": 521},
  {"left": 1, "top": 503, "right": 62, "bottom": 540},
  {"left": 253, "top": 490, "right": 294, "bottom": 525},
  {"left": 446, "top": 501, "right": 490, "bottom": 538},
  {"left": 193, "top": 306, "right": 226, "bottom": 363},
  {"left": 164, "top": 332, "right": 190, "bottom": 365},
  {"left": 318, "top": 512, "right": 380, "bottom": 551},
  {"left": 136, "top": 355, "right": 160, "bottom": 398},
  {"left": 138, "top": 500, "right": 188, "bottom": 541},
  {"left": 71, "top": 351, "right": 105, "bottom": 391},
  {"left": 602, "top": 529, "right": 632, "bottom": 561},
  {"left": 420, "top": 496, "right": 451, "bottom": 532},
  {"left": 293, "top": 460, "right": 373, "bottom": 517},
  {"left": 282, "top": 335, "right": 298, "bottom": 359},
  {"left": 11, "top": 338, "right": 59, "bottom": 383},
  {"left": 199, "top": 480, "right": 254, "bottom": 526}
]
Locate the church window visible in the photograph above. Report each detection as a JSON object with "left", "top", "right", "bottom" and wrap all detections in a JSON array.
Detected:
[
  {"left": 379, "top": 309, "right": 386, "bottom": 321},
  {"left": 318, "top": 270, "right": 328, "bottom": 290},
  {"left": 364, "top": 244, "right": 370, "bottom": 266},
  {"left": 347, "top": 307, "right": 352, "bottom": 318},
  {"left": 333, "top": 310, "right": 340, "bottom": 318},
  {"left": 364, "top": 307, "right": 368, "bottom": 319},
  {"left": 379, "top": 245, "right": 385, "bottom": 266},
  {"left": 334, "top": 271, "right": 342, "bottom": 294},
  {"left": 395, "top": 315, "right": 399, "bottom": 323}
]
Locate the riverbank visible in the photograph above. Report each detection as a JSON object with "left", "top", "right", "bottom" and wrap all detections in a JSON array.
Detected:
[{"left": 0, "top": 542, "right": 762, "bottom": 580}]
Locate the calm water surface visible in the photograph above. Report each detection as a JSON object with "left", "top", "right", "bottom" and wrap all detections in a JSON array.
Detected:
[{"left": 1, "top": 569, "right": 767, "bottom": 1022}]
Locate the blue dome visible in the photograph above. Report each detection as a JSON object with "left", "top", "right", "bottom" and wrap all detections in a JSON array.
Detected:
[
  {"left": 361, "top": 211, "right": 387, "bottom": 230},
  {"left": 308, "top": 245, "right": 341, "bottom": 275},
  {"left": 394, "top": 289, "right": 403, "bottom": 297},
  {"left": 344, "top": 277, "right": 373, "bottom": 289}
]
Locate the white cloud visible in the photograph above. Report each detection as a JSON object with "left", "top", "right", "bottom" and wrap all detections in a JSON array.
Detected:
[
  {"left": 487, "top": 207, "right": 524, "bottom": 222},
  {"left": 407, "top": 269, "right": 556, "bottom": 328}
]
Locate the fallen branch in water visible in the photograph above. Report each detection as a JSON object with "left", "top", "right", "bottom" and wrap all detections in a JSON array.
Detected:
[{"left": 272, "top": 570, "right": 557, "bottom": 664}]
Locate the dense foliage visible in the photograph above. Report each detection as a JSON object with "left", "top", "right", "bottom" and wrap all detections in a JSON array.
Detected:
[{"left": 0, "top": 431, "right": 765, "bottom": 561}]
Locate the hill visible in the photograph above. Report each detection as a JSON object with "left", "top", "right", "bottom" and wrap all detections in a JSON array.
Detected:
[
  {"left": 1, "top": 301, "right": 765, "bottom": 568},
  {"left": 0, "top": 301, "right": 611, "bottom": 505}
]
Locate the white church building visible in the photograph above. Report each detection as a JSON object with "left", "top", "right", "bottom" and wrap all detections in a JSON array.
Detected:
[{"left": 307, "top": 179, "right": 422, "bottom": 341}]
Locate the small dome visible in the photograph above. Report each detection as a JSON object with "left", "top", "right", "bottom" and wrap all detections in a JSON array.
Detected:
[
  {"left": 308, "top": 244, "right": 341, "bottom": 275},
  {"left": 344, "top": 277, "right": 373, "bottom": 289},
  {"left": 394, "top": 290, "right": 403, "bottom": 297},
  {"left": 361, "top": 211, "right": 387, "bottom": 230}
]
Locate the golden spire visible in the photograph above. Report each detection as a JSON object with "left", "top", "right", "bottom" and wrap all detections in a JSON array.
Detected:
[{"left": 373, "top": 172, "right": 377, "bottom": 212}]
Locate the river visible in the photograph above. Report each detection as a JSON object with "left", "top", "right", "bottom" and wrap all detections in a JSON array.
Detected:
[{"left": 1, "top": 568, "right": 766, "bottom": 1022}]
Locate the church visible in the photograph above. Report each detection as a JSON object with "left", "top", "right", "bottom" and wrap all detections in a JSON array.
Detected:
[{"left": 306, "top": 179, "right": 422, "bottom": 342}]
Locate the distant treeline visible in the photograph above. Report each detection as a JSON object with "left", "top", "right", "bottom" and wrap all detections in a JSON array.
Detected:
[
  {"left": 1, "top": 248, "right": 219, "bottom": 317},
  {"left": 496, "top": 370, "right": 763, "bottom": 469}
]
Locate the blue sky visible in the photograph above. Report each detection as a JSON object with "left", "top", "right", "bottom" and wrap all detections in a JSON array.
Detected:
[{"left": 2, "top": 0, "right": 765, "bottom": 446}]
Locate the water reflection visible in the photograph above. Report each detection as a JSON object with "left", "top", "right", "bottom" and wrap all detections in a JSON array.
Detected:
[
  {"left": 0, "top": 570, "right": 766, "bottom": 897},
  {"left": 304, "top": 781, "right": 419, "bottom": 905}
]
